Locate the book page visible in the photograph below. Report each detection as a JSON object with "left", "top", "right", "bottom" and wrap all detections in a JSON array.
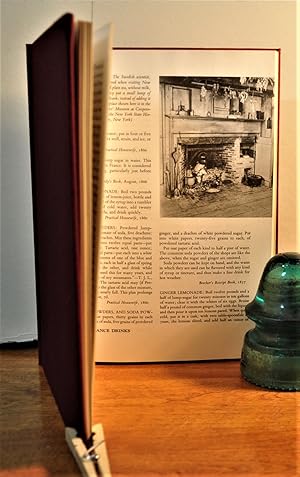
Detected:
[
  {"left": 91, "top": 22, "right": 113, "bottom": 413},
  {"left": 76, "top": 20, "right": 94, "bottom": 439},
  {"left": 94, "top": 49, "right": 279, "bottom": 362},
  {"left": 75, "top": 20, "right": 113, "bottom": 439}
]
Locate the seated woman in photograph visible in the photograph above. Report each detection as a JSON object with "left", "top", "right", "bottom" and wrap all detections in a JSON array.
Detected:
[{"left": 193, "top": 160, "right": 207, "bottom": 184}]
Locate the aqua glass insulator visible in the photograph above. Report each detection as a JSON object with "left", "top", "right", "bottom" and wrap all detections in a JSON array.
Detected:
[{"left": 241, "top": 252, "right": 300, "bottom": 390}]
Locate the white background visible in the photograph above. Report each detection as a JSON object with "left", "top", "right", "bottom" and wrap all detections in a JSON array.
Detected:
[{"left": 1, "top": 0, "right": 299, "bottom": 343}]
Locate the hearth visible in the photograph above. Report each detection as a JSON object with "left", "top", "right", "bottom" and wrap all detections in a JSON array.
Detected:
[{"left": 167, "top": 135, "right": 257, "bottom": 198}]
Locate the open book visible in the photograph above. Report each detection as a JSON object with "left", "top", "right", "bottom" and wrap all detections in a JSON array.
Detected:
[
  {"left": 27, "top": 12, "right": 281, "bottom": 463},
  {"left": 95, "top": 48, "right": 279, "bottom": 363}
]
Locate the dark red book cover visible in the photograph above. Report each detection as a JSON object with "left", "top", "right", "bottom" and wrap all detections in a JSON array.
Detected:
[{"left": 27, "top": 13, "right": 85, "bottom": 438}]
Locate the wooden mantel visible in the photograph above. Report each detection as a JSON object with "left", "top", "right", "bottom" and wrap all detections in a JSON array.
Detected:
[
  {"left": 165, "top": 114, "right": 264, "bottom": 123},
  {"left": 165, "top": 114, "right": 263, "bottom": 137}
]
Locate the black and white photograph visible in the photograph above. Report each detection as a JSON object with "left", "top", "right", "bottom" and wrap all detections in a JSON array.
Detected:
[{"left": 160, "top": 75, "right": 277, "bottom": 218}]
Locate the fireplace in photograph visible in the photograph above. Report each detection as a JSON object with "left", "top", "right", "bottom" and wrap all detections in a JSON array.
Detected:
[{"left": 170, "top": 135, "right": 257, "bottom": 195}]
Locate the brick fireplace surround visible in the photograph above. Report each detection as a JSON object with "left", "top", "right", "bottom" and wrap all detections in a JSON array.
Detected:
[{"left": 162, "top": 114, "right": 272, "bottom": 195}]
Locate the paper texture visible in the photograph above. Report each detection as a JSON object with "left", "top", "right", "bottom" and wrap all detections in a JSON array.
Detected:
[{"left": 94, "top": 48, "right": 279, "bottom": 362}]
